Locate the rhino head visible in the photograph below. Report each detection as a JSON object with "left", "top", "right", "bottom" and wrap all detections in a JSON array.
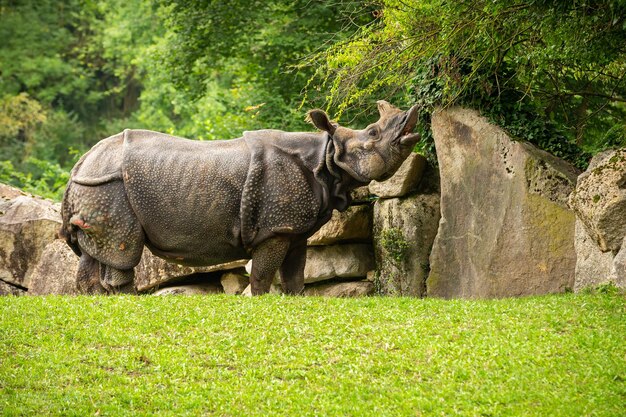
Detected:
[{"left": 308, "top": 100, "right": 420, "bottom": 182}]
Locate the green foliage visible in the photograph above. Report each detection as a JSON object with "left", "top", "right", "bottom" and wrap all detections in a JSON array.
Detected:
[
  {"left": 582, "top": 281, "right": 622, "bottom": 295},
  {"left": 0, "top": 159, "right": 69, "bottom": 200},
  {"left": 0, "top": 0, "right": 163, "bottom": 186},
  {"left": 0, "top": 93, "right": 47, "bottom": 163},
  {"left": 379, "top": 227, "right": 409, "bottom": 263},
  {"left": 156, "top": 0, "right": 371, "bottom": 134},
  {"left": 308, "top": 0, "right": 626, "bottom": 167},
  {"left": 376, "top": 227, "right": 412, "bottom": 296},
  {"left": 0, "top": 0, "right": 92, "bottom": 109},
  {"left": 27, "top": 109, "right": 87, "bottom": 167},
  {"left": 1, "top": 293, "right": 624, "bottom": 416}
]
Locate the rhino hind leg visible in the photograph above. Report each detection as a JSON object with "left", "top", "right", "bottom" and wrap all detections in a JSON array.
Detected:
[
  {"left": 100, "top": 264, "right": 136, "bottom": 294},
  {"left": 76, "top": 253, "right": 107, "bottom": 294},
  {"left": 68, "top": 181, "right": 145, "bottom": 294},
  {"left": 250, "top": 237, "right": 291, "bottom": 295}
]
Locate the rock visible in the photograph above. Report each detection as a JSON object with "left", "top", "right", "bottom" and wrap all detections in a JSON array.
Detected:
[
  {"left": 304, "top": 244, "right": 374, "bottom": 284},
  {"left": 0, "top": 183, "right": 28, "bottom": 202},
  {"left": 427, "top": 107, "right": 578, "bottom": 298},
  {"left": 573, "top": 219, "right": 616, "bottom": 292},
  {"left": 153, "top": 283, "right": 223, "bottom": 296},
  {"left": 308, "top": 205, "right": 372, "bottom": 246},
  {"left": 304, "top": 280, "right": 374, "bottom": 297},
  {"left": 29, "top": 240, "right": 80, "bottom": 295},
  {"left": 0, "top": 194, "right": 62, "bottom": 289},
  {"left": 415, "top": 162, "right": 441, "bottom": 195},
  {"left": 369, "top": 153, "right": 427, "bottom": 198},
  {"left": 135, "top": 250, "right": 248, "bottom": 292},
  {"left": 611, "top": 236, "right": 626, "bottom": 290},
  {"left": 350, "top": 186, "right": 371, "bottom": 203},
  {"left": 373, "top": 192, "right": 440, "bottom": 296},
  {"left": 241, "top": 282, "right": 283, "bottom": 296},
  {"left": 569, "top": 148, "right": 626, "bottom": 253},
  {"left": 0, "top": 279, "right": 26, "bottom": 296},
  {"left": 220, "top": 271, "right": 249, "bottom": 295}
]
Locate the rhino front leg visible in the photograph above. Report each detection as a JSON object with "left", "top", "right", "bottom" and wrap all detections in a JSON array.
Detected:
[
  {"left": 250, "top": 237, "right": 290, "bottom": 295},
  {"left": 279, "top": 240, "right": 306, "bottom": 295}
]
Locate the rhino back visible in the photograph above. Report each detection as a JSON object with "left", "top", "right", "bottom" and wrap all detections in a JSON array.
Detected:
[
  {"left": 71, "top": 132, "right": 126, "bottom": 184},
  {"left": 122, "top": 130, "right": 250, "bottom": 264}
]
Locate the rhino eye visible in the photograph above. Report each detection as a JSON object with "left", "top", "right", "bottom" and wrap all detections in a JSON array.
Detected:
[{"left": 368, "top": 128, "right": 378, "bottom": 137}]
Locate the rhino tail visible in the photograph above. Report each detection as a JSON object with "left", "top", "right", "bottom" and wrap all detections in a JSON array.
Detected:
[{"left": 60, "top": 180, "right": 82, "bottom": 257}]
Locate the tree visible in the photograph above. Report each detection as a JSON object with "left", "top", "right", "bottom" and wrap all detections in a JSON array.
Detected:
[
  {"left": 306, "top": 0, "right": 626, "bottom": 167},
  {"left": 153, "top": 0, "right": 373, "bottom": 135},
  {"left": 0, "top": 0, "right": 163, "bottom": 197}
]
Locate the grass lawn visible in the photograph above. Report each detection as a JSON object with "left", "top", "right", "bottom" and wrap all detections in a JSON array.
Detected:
[{"left": 0, "top": 291, "right": 624, "bottom": 416}]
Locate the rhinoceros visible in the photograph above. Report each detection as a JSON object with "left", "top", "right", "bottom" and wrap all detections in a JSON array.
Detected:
[{"left": 60, "top": 100, "right": 420, "bottom": 295}]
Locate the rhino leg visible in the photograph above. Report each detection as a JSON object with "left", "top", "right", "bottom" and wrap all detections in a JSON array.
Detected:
[
  {"left": 100, "top": 264, "right": 136, "bottom": 294},
  {"left": 250, "top": 237, "right": 290, "bottom": 295},
  {"left": 76, "top": 253, "right": 107, "bottom": 294},
  {"left": 279, "top": 240, "right": 306, "bottom": 295}
]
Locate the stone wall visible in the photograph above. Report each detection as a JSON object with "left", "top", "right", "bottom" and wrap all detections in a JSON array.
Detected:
[{"left": 371, "top": 155, "right": 440, "bottom": 296}]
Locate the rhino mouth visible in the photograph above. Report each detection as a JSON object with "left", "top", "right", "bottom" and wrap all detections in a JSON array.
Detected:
[{"left": 396, "top": 105, "right": 420, "bottom": 145}]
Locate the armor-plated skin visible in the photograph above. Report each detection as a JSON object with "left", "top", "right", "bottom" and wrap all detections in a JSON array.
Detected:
[{"left": 61, "top": 101, "right": 421, "bottom": 295}]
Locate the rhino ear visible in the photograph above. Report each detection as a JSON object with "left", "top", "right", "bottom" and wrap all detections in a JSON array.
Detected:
[{"left": 307, "top": 109, "right": 337, "bottom": 135}]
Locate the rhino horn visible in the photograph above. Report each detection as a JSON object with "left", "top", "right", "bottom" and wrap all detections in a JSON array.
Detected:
[
  {"left": 399, "top": 104, "right": 420, "bottom": 146},
  {"left": 377, "top": 100, "right": 402, "bottom": 118}
]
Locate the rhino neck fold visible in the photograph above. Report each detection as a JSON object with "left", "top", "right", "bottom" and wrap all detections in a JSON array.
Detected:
[
  {"left": 323, "top": 138, "right": 364, "bottom": 211},
  {"left": 239, "top": 130, "right": 359, "bottom": 250}
]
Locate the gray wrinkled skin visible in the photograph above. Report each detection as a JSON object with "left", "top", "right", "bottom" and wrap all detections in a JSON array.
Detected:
[{"left": 61, "top": 100, "right": 420, "bottom": 295}]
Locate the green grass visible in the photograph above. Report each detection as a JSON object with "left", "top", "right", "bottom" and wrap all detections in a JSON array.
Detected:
[{"left": 1, "top": 292, "right": 624, "bottom": 416}]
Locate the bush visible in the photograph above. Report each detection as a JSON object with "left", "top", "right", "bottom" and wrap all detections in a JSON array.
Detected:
[{"left": 0, "top": 158, "right": 69, "bottom": 201}]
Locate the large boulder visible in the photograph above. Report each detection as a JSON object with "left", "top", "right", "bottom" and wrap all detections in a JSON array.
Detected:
[
  {"left": 369, "top": 152, "right": 427, "bottom": 198},
  {"left": 0, "top": 279, "right": 25, "bottom": 295},
  {"left": 308, "top": 204, "right": 372, "bottom": 246},
  {"left": 373, "top": 192, "right": 440, "bottom": 296},
  {"left": 1, "top": 183, "right": 28, "bottom": 202},
  {"left": 573, "top": 219, "right": 616, "bottom": 292},
  {"left": 569, "top": 148, "right": 626, "bottom": 254},
  {"left": 29, "top": 239, "right": 80, "bottom": 295},
  {"left": 304, "top": 244, "right": 374, "bottom": 284},
  {"left": 0, "top": 192, "right": 62, "bottom": 289},
  {"left": 427, "top": 107, "right": 579, "bottom": 298},
  {"left": 12, "top": 234, "right": 247, "bottom": 295},
  {"left": 21, "top": 233, "right": 249, "bottom": 295},
  {"left": 610, "top": 236, "right": 626, "bottom": 290}
]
